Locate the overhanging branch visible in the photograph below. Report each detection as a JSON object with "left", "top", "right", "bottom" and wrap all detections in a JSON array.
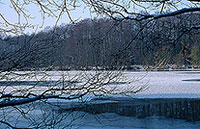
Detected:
[
  {"left": 0, "top": 95, "right": 66, "bottom": 108},
  {"left": 132, "top": 7, "right": 200, "bottom": 21}
]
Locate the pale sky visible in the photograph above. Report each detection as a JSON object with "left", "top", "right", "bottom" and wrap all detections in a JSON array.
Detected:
[
  {"left": 0, "top": 0, "right": 198, "bottom": 34},
  {"left": 0, "top": 1, "right": 92, "bottom": 34}
]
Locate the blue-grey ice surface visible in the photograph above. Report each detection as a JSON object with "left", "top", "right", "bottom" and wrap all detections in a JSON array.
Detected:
[
  {"left": 67, "top": 71, "right": 200, "bottom": 129},
  {"left": 65, "top": 112, "right": 200, "bottom": 129},
  {"left": 125, "top": 71, "right": 200, "bottom": 97},
  {"left": 1, "top": 71, "right": 200, "bottom": 128}
]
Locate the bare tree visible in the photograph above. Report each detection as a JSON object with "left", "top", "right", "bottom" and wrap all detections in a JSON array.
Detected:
[
  {"left": 0, "top": 25, "right": 149, "bottom": 128},
  {"left": 1, "top": 0, "right": 200, "bottom": 128}
]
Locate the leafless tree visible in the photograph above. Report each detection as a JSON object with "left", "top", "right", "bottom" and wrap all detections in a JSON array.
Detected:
[
  {"left": 1, "top": 0, "right": 200, "bottom": 128},
  {"left": 0, "top": 28, "right": 147, "bottom": 128}
]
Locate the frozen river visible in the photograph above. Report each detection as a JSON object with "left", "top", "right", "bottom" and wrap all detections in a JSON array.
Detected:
[
  {"left": 124, "top": 71, "right": 200, "bottom": 98},
  {"left": 67, "top": 71, "right": 200, "bottom": 129},
  {"left": 1, "top": 70, "right": 200, "bottom": 97},
  {"left": 1, "top": 71, "right": 200, "bottom": 128},
  {"left": 66, "top": 113, "right": 200, "bottom": 129}
]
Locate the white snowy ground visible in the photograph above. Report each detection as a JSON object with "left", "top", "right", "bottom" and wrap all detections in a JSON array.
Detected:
[
  {"left": 124, "top": 71, "right": 200, "bottom": 98},
  {"left": 2, "top": 70, "right": 200, "bottom": 98},
  {"left": 55, "top": 71, "right": 200, "bottom": 129},
  {"left": 1, "top": 71, "right": 200, "bottom": 128}
]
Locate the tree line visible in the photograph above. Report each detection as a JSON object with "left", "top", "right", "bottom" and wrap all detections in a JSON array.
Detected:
[{"left": 1, "top": 12, "right": 200, "bottom": 70}]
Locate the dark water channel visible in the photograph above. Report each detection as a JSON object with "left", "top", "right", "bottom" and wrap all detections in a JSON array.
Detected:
[{"left": 59, "top": 97, "right": 200, "bottom": 121}]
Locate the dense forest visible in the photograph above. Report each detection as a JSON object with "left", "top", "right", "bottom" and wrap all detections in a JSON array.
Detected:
[{"left": 0, "top": 13, "right": 200, "bottom": 70}]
